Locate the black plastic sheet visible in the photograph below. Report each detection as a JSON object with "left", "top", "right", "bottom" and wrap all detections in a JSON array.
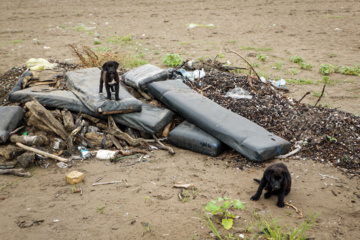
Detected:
[
  {"left": 148, "top": 80, "right": 291, "bottom": 161},
  {"left": 0, "top": 106, "right": 24, "bottom": 144},
  {"left": 168, "top": 121, "right": 225, "bottom": 156}
]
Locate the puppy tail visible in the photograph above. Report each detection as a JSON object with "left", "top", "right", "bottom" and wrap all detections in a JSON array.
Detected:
[{"left": 253, "top": 178, "right": 261, "bottom": 184}]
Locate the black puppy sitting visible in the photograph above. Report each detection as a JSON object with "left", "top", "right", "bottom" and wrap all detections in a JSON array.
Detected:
[
  {"left": 99, "top": 61, "right": 120, "bottom": 100},
  {"left": 250, "top": 162, "right": 291, "bottom": 208}
]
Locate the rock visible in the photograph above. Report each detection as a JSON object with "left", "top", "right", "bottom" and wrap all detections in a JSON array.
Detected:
[
  {"left": 65, "top": 171, "right": 84, "bottom": 185},
  {"left": 17, "top": 152, "right": 35, "bottom": 168}
]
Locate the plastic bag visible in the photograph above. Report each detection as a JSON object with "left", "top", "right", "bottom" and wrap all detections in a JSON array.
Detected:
[{"left": 25, "top": 58, "right": 57, "bottom": 71}]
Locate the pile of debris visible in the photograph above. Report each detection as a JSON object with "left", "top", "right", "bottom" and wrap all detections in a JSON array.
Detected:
[
  {"left": 189, "top": 71, "right": 360, "bottom": 171},
  {"left": 0, "top": 58, "right": 359, "bottom": 178}
]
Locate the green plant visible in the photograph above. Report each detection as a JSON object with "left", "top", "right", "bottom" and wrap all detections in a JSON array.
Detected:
[
  {"left": 96, "top": 206, "right": 105, "bottom": 214},
  {"left": 340, "top": 64, "right": 360, "bottom": 75},
  {"left": 199, "top": 206, "right": 223, "bottom": 239},
  {"left": 91, "top": 46, "right": 112, "bottom": 52},
  {"left": 142, "top": 222, "right": 152, "bottom": 236},
  {"left": 289, "top": 56, "right": 304, "bottom": 63},
  {"left": 312, "top": 91, "right": 322, "bottom": 98},
  {"left": 274, "top": 62, "right": 283, "bottom": 70},
  {"left": 252, "top": 212, "right": 319, "bottom": 240},
  {"left": 287, "top": 78, "right": 314, "bottom": 85},
  {"left": 154, "top": 50, "right": 160, "bottom": 55},
  {"left": 121, "top": 34, "right": 133, "bottom": 42},
  {"left": 70, "top": 185, "right": 77, "bottom": 193},
  {"left": 319, "top": 64, "right": 333, "bottom": 75},
  {"left": 163, "top": 53, "right": 183, "bottom": 67},
  {"left": 299, "top": 62, "right": 313, "bottom": 70},
  {"left": 327, "top": 135, "right": 337, "bottom": 143},
  {"left": 106, "top": 35, "right": 121, "bottom": 43},
  {"left": 239, "top": 46, "right": 273, "bottom": 52},
  {"left": 0, "top": 182, "right": 13, "bottom": 191},
  {"left": 218, "top": 52, "right": 225, "bottom": 58},
  {"left": 257, "top": 53, "right": 268, "bottom": 62},
  {"left": 93, "top": 40, "right": 102, "bottom": 45},
  {"left": 8, "top": 39, "right": 23, "bottom": 44},
  {"left": 205, "top": 197, "right": 245, "bottom": 230},
  {"left": 290, "top": 68, "right": 300, "bottom": 75}
]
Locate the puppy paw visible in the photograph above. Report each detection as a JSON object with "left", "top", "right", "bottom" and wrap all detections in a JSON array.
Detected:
[
  {"left": 250, "top": 195, "right": 260, "bottom": 201},
  {"left": 277, "top": 201, "right": 285, "bottom": 208},
  {"left": 264, "top": 192, "right": 272, "bottom": 199}
]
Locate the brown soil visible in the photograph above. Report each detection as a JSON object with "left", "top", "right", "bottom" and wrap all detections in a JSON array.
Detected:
[{"left": 1, "top": 1, "right": 360, "bottom": 240}]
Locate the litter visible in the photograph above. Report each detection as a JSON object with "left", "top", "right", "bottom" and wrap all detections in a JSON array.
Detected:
[
  {"left": 188, "top": 23, "right": 215, "bottom": 29},
  {"left": 96, "top": 150, "right": 117, "bottom": 160},
  {"left": 25, "top": 58, "right": 57, "bottom": 71},
  {"left": 225, "top": 87, "right": 253, "bottom": 100},
  {"left": 0, "top": 106, "right": 24, "bottom": 144},
  {"left": 168, "top": 121, "right": 225, "bottom": 156},
  {"left": 148, "top": 79, "right": 291, "bottom": 161}
]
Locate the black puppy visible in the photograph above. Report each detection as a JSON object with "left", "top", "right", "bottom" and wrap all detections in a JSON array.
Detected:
[
  {"left": 99, "top": 61, "right": 120, "bottom": 100},
  {"left": 250, "top": 163, "right": 291, "bottom": 208}
]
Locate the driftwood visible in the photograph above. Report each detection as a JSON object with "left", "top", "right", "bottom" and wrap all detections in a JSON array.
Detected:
[
  {"left": 81, "top": 113, "right": 101, "bottom": 124},
  {"left": 27, "top": 114, "right": 52, "bottom": 132},
  {"left": 162, "top": 122, "right": 172, "bottom": 137},
  {"left": 66, "top": 121, "right": 82, "bottom": 153},
  {"left": 0, "top": 161, "right": 17, "bottom": 169},
  {"left": 107, "top": 134, "right": 123, "bottom": 150},
  {"left": 92, "top": 181, "right": 122, "bottom": 186},
  {"left": 85, "top": 132, "right": 113, "bottom": 148},
  {"left": 152, "top": 134, "right": 175, "bottom": 154},
  {"left": 137, "top": 88, "right": 152, "bottom": 101},
  {"left": 315, "top": 83, "right": 327, "bottom": 107},
  {"left": 25, "top": 100, "right": 69, "bottom": 140},
  {"left": 9, "top": 126, "right": 25, "bottom": 135},
  {"left": 0, "top": 168, "right": 31, "bottom": 177},
  {"left": 61, "top": 109, "right": 75, "bottom": 132},
  {"left": 10, "top": 134, "right": 48, "bottom": 146},
  {"left": 107, "top": 116, "right": 148, "bottom": 147},
  {"left": 118, "top": 150, "right": 148, "bottom": 156},
  {"left": 16, "top": 142, "right": 69, "bottom": 162}
]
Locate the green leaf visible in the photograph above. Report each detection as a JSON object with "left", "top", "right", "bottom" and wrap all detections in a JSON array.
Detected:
[
  {"left": 222, "top": 218, "right": 233, "bottom": 230},
  {"left": 227, "top": 213, "right": 236, "bottom": 218},
  {"left": 223, "top": 201, "right": 232, "bottom": 209},
  {"left": 216, "top": 197, "right": 223, "bottom": 202},
  {"left": 233, "top": 200, "right": 245, "bottom": 210},
  {"left": 205, "top": 201, "right": 220, "bottom": 214}
]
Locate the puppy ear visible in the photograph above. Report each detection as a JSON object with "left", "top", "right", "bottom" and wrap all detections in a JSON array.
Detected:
[
  {"left": 114, "top": 61, "right": 119, "bottom": 69},
  {"left": 265, "top": 169, "right": 273, "bottom": 181},
  {"left": 282, "top": 171, "right": 289, "bottom": 182},
  {"left": 102, "top": 62, "right": 108, "bottom": 71}
]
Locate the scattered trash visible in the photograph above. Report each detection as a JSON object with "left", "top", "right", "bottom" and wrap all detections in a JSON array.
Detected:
[
  {"left": 53, "top": 138, "right": 62, "bottom": 150},
  {"left": 173, "top": 183, "right": 195, "bottom": 189},
  {"left": 318, "top": 173, "right": 339, "bottom": 180},
  {"left": 25, "top": 58, "right": 57, "bottom": 71},
  {"left": 65, "top": 170, "right": 85, "bottom": 185},
  {"left": 225, "top": 87, "right": 253, "bottom": 100},
  {"left": 0, "top": 106, "right": 24, "bottom": 144},
  {"left": 193, "top": 68, "right": 206, "bottom": 79},
  {"left": 80, "top": 149, "right": 91, "bottom": 159},
  {"left": 96, "top": 150, "right": 117, "bottom": 160},
  {"left": 56, "top": 162, "right": 68, "bottom": 168},
  {"left": 271, "top": 79, "right": 286, "bottom": 88},
  {"left": 92, "top": 181, "right": 122, "bottom": 186},
  {"left": 187, "top": 23, "right": 215, "bottom": 29}
]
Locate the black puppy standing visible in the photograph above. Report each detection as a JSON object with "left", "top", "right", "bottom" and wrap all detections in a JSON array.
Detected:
[
  {"left": 250, "top": 163, "right": 291, "bottom": 208},
  {"left": 99, "top": 61, "right": 120, "bottom": 101}
]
